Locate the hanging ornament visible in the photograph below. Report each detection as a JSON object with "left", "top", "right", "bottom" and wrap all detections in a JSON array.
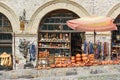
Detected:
[{"left": 20, "top": 20, "right": 25, "bottom": 31}]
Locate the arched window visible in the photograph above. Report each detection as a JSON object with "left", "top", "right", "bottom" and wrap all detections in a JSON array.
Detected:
[{"left": 0, "top": 13, "right": 12, "bottom": 32}]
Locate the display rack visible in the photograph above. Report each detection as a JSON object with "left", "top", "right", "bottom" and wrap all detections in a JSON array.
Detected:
[{"left": 38, "top": 30, "right": 71, "bottom": 66}]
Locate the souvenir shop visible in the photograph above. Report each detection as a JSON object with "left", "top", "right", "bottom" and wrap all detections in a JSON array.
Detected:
[{"left": 36, "top": 9, "right": 120, "bottom": 69}]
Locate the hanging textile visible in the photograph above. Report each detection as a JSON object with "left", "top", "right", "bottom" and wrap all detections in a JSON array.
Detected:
[
  {"left": 89, "top": 42, "right": 93, "bottom": 54},
  {"left": 94, "top": 42, "right": 98, "bottom": 59},
  {"left": 102, "top": 42, "right": 109, "bottom": 60},
  {"left": 29, "top": 43, "right": 36, "bottom": 61},
  {"left": 103, "top": 42, "right": 108, "bottom": 56},
  {"left": 83, "top": 41, "right": 87, "bottom": 53},
  {"left": 97, "top": 41, "right": 101, "bottom": 59}
]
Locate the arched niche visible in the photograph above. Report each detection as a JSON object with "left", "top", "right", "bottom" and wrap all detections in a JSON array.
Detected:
[{"left": 37, "top": 9, "right": 85, "bottom": 64}]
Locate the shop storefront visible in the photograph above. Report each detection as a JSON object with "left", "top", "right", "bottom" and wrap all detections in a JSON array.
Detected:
[
  {"left": 36, "top": 9, "right": 119, "bottom": 69},
  {"left": 37, "top": 9, "right": 85, "bottom": 69}
]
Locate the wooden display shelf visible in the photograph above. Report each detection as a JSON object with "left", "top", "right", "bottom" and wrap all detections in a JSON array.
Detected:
[
  {"left": 0, "top": 44, "right": 12, "bottom": 47},
  {"left": 0, "top": 40, "right": 12, "bottom": 43},
  {"left": 54, "top": 56, "right": 70, "bottom": 58},
  {"left": 38, "top": 57, "right": 49, "bottom": 59},
  {"left": 112, "top": 45, "right": 120, "bottom": 48},
  {"left": 38, "top": 40, "right": 70, "bottom": 43},
  {"left": 39, "top": 29, "right": 75, "bottom": 32},
  {"left": 38, "top": 47, "right": 70, "bottom": 49}
]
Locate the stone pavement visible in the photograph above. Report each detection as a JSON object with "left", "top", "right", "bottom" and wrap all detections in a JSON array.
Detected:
[{"left": 1, "top": 64, "right": 120, "bottom": 80}]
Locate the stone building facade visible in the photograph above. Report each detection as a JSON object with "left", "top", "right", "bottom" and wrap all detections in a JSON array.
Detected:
[{"left": 0, "top": 0, "right": 120, "bottom": 69}]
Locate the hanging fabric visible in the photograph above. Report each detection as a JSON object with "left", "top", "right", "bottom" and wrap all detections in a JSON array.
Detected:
[
  {"left": 89, "top": 42, "right": 93, "bottom": 54},
  {"left": 83, "top": 41, "right": 87, "bottom": 53},
  {"left": 20, "top": 20, "right": 25, "bottom": 31},
  {"left": 29, "top": 43, "right": 36, "bottom": 61}
]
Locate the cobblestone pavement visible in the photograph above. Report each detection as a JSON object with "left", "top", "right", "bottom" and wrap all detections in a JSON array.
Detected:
[
  {"left": 1, "top": 64, "right": 120, "bottom": 80},
  {"left": 2, "top": 74, "right": 120, "bottom": 80},
  {"left": 78, "top": 74, "right": 120, "bottom": 80}
]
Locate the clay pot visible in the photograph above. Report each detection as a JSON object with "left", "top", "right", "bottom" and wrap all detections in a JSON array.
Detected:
[
  {"left": 71, "top": 56, "right": 75, "bottom": 60},
  {"left": 76, "top": 54, "right": 81, "bottom": 58},
  {"left": 67, "top": 61, "right": 71, "bottom": 64},
  {"left": 56, "top": 64, "right": 62, "bottom": 68},
  {"left": 50, "top": 64, "right": 55, "bottom": 68},
  {"left": 109, "top": 60, "right": 113, "bottom": 64},
  {"left": 89, "top": 58, "right": 94, "bottom": 61},
  {"left": 82, "top": 54, "right": 87, "bottom": 57},
  {"left": 76, "top": 62, "right": 81, "bottom": 64},
  {"left": 88, "top": 54, "right": 94, "bottom": 57},
  {"left": 82, "top": 57, "right": 88, "bottom": 61},
  {"left": 61, "top": 57, "right": 66, "bottom": 61},
  {"left": 79, "top": 63, "right": 85, "bottom": 67},
  {"left": 75, "top": 63, "right": 80, "bottom": 67},
  {"left": 101, "top": 61, "right": 106, "bottom": 65},
  {"left": 113, "top": 60, "right": 119, "bottom": 64},
  {"left": 37, "top": 66, "right": 42, "bottom": 70},
  {"left": 71, "top": 60, "right": 75, "bottom": 63},
  {"left": 55, "top": 61, "right": 60, "bottom": 64},
  {"left": 76, "top": 58, "right": 81, "bottom": 61},
  {"left": 61, "top": 61, "right": 65, "bottom": 64},
  {"left": 71, "top": 63, "right": 76, "bottom": 67},
  {"left": 62, "top": 64, "right": 67, "bottom": 67}
]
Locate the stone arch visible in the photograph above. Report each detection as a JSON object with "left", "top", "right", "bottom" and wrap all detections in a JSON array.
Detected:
[
  {"left": 0, "top": 2, "right": 19, "bottom": 33},
  {"left": 107, "top": 3, "right": 120, "bottom": 19},
  {"left": 29, "top": 0, "right": 89, "bottom": 34}
]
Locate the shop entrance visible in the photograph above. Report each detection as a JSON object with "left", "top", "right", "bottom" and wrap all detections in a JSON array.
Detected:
[
  {"left": 71, "top": 32, "right": 83, "bottom": 56},
  {"left": 0, "top": 13, "right": 13, "bottom": 70},
  {"left": 111, "top": 14, "right": 120, "bottom": 60}
]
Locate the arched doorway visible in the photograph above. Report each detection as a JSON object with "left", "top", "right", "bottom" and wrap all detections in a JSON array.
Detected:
[
  {"left": 0, "top": 13, "right": 13, "bottom": 70},
  {"left": 111, "top": 14, "right": 120, "bottom": 60},
  {"left": 37, "top": 9, "right": 85, "bottom": 66}
]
